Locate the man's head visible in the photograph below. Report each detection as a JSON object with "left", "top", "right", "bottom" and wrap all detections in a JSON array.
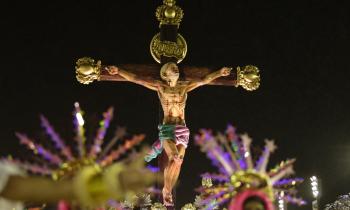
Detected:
[
  {"left": 243, "top": 196, "right": 266, "bottom": 210},
  {"left": 160, "top": 62, "right": 179, "bottom": 87}
]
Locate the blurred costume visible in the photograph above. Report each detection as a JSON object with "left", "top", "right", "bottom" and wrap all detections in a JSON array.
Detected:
[{"left": 0, "top": 161, "right": 25, "bottom": 210}]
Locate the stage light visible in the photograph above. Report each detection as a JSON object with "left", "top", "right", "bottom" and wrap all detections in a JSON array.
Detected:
[
  {"left": 310, "top": 176, "right": 320, "bottom": 210},
  {"left": 310, "top": 176, "right": 319, "bottom": 198},
  {"left": 277, "top": 191, "right": 285, "bottom": 210}
]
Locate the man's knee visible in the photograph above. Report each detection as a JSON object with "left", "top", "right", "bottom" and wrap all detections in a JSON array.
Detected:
[{"left": 172, "top": 155, "right": 183, "bottom": 166}]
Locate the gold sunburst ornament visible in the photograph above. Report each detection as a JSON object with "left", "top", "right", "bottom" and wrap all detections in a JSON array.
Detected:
[
  {"left": 230, "top": 170, "right": 273, "bottom": 199},
  {"left": 194, "top": 125, "right": 305, "bottom": 209},
  {"left": 4, "top": 103, "right": 146, "bottom": 208}
]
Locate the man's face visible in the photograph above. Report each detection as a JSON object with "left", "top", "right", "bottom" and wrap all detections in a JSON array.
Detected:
[
  {"left": 243, "top": 200, "right": 265, "bottom": 210},
  {"left": 165, "top": 64, "right": 179, "bottom": 81}
]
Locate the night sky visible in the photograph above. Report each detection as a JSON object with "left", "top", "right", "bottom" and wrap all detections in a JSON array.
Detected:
[{"left": 1, "top": 1, "right": 350, "bottom": 209}]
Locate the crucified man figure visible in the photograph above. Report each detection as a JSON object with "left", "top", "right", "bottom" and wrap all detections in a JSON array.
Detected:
[{"left": 106, "top": 62, "right": 231, "bottom": 206}]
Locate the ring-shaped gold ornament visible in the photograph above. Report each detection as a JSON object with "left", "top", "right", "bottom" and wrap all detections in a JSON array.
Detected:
[{"left": 150, "top": 33, "right": 187, "bottom": 64}]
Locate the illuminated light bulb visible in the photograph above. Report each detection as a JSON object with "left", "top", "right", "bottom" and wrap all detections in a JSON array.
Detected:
[
  {"left": 76, "top": 112, "right": 84, "bottom": 126},
  {"left": 310, "top": 176, "right": 320, "bottom": 198}
]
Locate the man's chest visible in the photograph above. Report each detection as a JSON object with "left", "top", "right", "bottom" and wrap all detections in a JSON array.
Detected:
[{"left": 159, "top": 87, "right": 187, "bottom": 101}]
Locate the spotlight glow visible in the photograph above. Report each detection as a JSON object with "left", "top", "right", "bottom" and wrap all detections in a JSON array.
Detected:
[
  {"left": 310, "top": 176, "right": 319, "bottom": 198},
  {"left": 76, "top": 112, "right": 85, "bottom": 126}
]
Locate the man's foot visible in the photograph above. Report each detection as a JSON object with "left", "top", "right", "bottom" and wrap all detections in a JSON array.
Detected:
[{"left": 162, "top": 188, "right": 174, "bottom": 206}]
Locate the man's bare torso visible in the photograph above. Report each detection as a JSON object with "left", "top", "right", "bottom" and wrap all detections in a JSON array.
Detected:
[{"left": 157, "top": 81, "right": 188, "bottom": 125}]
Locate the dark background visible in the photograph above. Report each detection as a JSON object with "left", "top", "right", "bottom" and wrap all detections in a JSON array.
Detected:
[{"left": 1, "top": 0, "right": 350, "bottom": 209}]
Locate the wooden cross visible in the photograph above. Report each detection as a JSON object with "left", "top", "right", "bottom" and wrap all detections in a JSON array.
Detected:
[
  {"left": 75, "top": 0, "right": 260, "bottom": 90},
  {"left": 76, "top": 62, "right": 259, "bottom": 89},
  {"left": 74, "top": 0, "right": 260, "bottom": 208}
]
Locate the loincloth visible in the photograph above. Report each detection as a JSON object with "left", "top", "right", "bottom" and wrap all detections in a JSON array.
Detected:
[{"left": 144, "top": 124, "right": 189, "bottom": 162}]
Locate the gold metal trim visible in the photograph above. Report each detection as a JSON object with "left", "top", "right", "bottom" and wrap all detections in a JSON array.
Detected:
[
  {"left": 156, "top": 1, "right": 183, "bottom": 27},
  {"left": 75, "top": 57, "right": 102, "bottom": 85},
  {"left": 235, "top": 65, "right": 261, "bottom": 91},
  {"left": 150, "top": 33, "right": 187, "bottom": 64},
  {"left": 230, "top": 170, "right": 274, "bottom": 200}
]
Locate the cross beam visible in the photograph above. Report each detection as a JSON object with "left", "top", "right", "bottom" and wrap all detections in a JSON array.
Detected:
[
  {"left": 75, "top": 60, "right": 260, "bottom": 90},
  {"left": 100, "top": 64, "right": 239, "bottom": 86}
]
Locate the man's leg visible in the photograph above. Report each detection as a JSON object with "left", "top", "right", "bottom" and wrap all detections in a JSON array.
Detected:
[
  {"left": 162, "top": 140, "right": 180, "bottom": 206},
  {"left": 169, "top": 145, "right": 185, "bottom": 189}
]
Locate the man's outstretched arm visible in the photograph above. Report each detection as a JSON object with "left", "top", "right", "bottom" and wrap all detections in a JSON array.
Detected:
[
  {"left": 107, "top": 66, "right": 159, "bottom": 91},
  {"left": 185, "top": 67, "right": 232, "bottom": 92}
]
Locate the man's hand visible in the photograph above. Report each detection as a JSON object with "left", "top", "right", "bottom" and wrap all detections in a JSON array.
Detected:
[
  {"left": 106, "top": 66, "right": 119, "bottom": 75},
  {"left": 220, "top": 67, "right": 232, "bottom": 76}
]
